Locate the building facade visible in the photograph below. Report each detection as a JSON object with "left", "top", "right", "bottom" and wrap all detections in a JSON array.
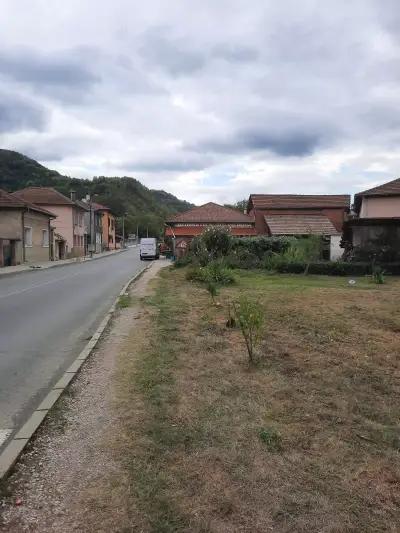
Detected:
[
  {"left": 12, "top": 187, "right": 87, "bottom": 258},
  {"left": 0, "top": 189, "right": 55, "bottom": 267},
  {"left": 345, "top": 178, "right": 400, "bottom": 260}
]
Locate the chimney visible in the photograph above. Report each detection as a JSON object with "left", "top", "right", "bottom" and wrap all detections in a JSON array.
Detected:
[{"left": 70, "top": 190, "right": 76, "bottom": 201}]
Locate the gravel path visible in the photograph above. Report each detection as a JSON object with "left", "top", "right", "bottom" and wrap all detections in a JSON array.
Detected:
[{"left": 0, "top": 260, "right": 168, "bottom": 532}]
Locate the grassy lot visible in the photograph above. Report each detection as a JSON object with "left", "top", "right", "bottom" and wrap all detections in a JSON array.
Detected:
[{"left": 116, "top": 268, "right": 400, "bottom": 532}]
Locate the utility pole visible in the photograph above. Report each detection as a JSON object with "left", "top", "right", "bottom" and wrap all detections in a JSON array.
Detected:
[
  {"left": 122, "top": 214, "right": 125, "bottom": 249},
  {"left": 89, "top": 197, "right": 93, "bottom": 258}
]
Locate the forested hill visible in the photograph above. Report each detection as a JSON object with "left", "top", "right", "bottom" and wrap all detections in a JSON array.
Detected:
[{"left": 0, "top": 149, "right": 193, "bottom": 237}]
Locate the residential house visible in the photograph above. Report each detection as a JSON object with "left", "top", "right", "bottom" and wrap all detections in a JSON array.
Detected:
[
  {"left": 12, "top": 187, "right": 87, "bottom": 258},
  {"left": 344, "top": 178, "right": 400, "bottom": 259},
  {"left": 0, "top": 188, "right": 55, "bottom": 267},
  {"left": 76, "top": 197, "right": 102, "bottom": 254},
  {"left": 247, "top": 194, "right": 351, "bottom": 260},
  {"left": 94, "top": 203, "right": 116, "bottom": 251},
  {"left": 165, "top": 202, "right": 257, "bottom": 257}
]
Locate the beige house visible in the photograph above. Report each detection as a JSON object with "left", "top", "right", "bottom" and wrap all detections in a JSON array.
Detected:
[
  {"left": 354, "top": 177, "right": 400, "bottom": 218},
  {"left": 0, "top": 188, "right": 55, "bottom": 267},
  {"left": 344, "top": 178, "right": 400, "bottom": 260},
  {"left": 12, "top": 187, "right": 87, "bottom": 258}
]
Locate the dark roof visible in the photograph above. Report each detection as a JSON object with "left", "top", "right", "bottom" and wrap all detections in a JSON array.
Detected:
[
  {"left": 74, "top": 199, "right": 90, "bottom": 212},
  {"left": 265, "top": 214, "right": 339, "bottom": 236},
  {"left": 13, "top": 187, "right": 76, "bottom": 206},
  {"left": 166, "top": 202, "right": 254, "bottom": 224},
  {"left": 0, "top": 188, "right": 55, "bottom": 217},
  {"left": 355, "top": 177, "right": 400, "bottom": 197},
  {"left": 91, "top": 201, "right": 111, "bottom": 212},
  {"left": 249, "top": 194, "right": 351, "bottom": 210}
]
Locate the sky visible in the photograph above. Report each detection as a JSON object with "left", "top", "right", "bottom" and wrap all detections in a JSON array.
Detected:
[{"left": 1, "top": 0, "right": 400, "bottom": 205}]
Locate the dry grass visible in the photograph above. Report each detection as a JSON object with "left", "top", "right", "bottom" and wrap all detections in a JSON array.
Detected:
[{"left": 116, "top": 268, "right": 400, "bottom": 532}]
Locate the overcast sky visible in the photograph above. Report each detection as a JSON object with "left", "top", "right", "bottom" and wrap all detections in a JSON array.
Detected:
[{"left": 1, "top": 1, "right": 400, "bottom": 204}]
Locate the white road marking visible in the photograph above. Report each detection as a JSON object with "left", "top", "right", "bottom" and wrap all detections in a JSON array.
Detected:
[{"left": 0, "top": 429, "right": 12, "bottom": 446}]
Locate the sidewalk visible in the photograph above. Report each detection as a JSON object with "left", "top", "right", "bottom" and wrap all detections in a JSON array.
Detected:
[
  {"left": 0, "top": 249, "right": 127, "bottom": 278},
  {"left": 0, "top": 261, "right": 168, "bottom": 532}
]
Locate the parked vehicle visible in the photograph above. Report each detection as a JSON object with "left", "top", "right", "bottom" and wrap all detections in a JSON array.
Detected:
[{"left": 140, "top": 238, "right": 159, "bottom": 260}]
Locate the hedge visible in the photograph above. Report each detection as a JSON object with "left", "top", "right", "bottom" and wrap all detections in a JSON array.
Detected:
[{"left": 273, "top": 261, "right": 400, "bottom": 276}]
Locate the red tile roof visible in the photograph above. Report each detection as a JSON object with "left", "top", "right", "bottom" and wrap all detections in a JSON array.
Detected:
[
  {"left": 0, "top": 189, "right": 55, "bottom": 217},
  {"left": 165, "top": 225, "right": 257, "bottom": 237},
  {"left": 265, "top": 214, "right": 339, "bottom": 236},
  {"left": 249, "top": 194, "right": 350, "bottom": 209},
  {"left": 13, "top": 187, "right": 75, "bottom": 206},
  {"left": 167, "top": 202, "right": 254, "bottom": 224},
  {"left": 355, "top": 177, "right": 400, "bottom": 197}
]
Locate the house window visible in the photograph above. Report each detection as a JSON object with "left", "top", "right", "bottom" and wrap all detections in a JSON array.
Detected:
[
  {"left": 42, "top": 229, "right": 49, "bottom": 247},
  {"left": 24, "top": 227, "right": 32, "bottom": 247}
]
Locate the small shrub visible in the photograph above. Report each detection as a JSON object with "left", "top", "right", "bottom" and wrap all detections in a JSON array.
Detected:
[
  {"left": 233, "top": 296, "right": 264, "bottom": 364},
  {"left": 174, "top": 255, "right": 193, "bottom": 268},
  {"left": 259, "top": 428, "right": 282, "bottom": 452},
  {"left": 372, "top": 265, "right": 385, "bottom": 284},
  {"left": 226, "top": 303, "right": 237, "bottom": 328},
  {"left": 186, "top": 262, "right": 236, "bottom": 285},
  {"left": 206, "top": 280, "right": 218, "bottom": 304}
]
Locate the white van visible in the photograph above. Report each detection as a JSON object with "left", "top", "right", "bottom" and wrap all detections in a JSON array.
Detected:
[{"left": 140, "top": 238, "right": 159, "bottom": 260}]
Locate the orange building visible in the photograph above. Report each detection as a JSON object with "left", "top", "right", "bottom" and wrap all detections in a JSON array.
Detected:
[{"left": 92, "top": 202, "right": 116, "bottom": 250}]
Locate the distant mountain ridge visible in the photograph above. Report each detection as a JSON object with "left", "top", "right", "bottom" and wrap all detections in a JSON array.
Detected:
[{"left": 0, "top": 149, "right": 193, "bottom": 237}]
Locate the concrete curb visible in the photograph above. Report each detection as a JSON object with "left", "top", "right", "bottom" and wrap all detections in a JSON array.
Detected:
[
  {"left": 0, "top": 262, "right": 152, "bottom": 481},
  {"left": 0, "top": 249, "right": 128, "bottom": 279}
]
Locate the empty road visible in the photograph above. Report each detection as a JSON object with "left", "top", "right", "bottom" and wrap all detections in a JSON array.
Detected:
[{"left": 0, "top": 248, "right": 143, "bottom": 447}]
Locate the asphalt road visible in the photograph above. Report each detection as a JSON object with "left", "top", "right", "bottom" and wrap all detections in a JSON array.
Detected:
[{"left": 0, "top": 248, "right": 143, "bottom": 445}]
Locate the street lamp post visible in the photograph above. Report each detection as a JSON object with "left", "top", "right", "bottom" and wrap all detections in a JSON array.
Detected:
[
  {"left": 89, "top": 197, "right": 93, "bottom": 258},
  {"left": 121, "top": 212, "right": 128, "bottom": 248}
]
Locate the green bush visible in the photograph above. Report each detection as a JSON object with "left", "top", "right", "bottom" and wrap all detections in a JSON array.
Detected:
[
  {"left": 201, "top": 226, "right": 232, "bottom": 259},
  {"left": 186, "top": 261, "right": 236, "bottom": 285},
  {"left": 225, "top": 248, "right": 261, "bottom": 269},
  {"left": 271, "top": 261, "right": 373, "bottom": 276},
  {"left": 174, "top": 255, "right": 193, "bottom": 268},
  {"left": 232, "top": 236, "right": 292, "bottom": 258}
]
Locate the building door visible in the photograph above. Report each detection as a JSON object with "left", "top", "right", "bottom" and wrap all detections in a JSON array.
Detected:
[{"left": 2, "top": 240, "right": 16, "bottom": 266}]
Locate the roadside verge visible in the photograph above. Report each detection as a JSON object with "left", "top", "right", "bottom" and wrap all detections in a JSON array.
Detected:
[{"left": 0, "top": 262, "right": 151, "bottom": 481}]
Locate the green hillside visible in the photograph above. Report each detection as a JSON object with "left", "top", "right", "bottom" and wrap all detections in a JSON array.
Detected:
[{"left": 0, "top": 149, "right": 193, "bottom": 237}]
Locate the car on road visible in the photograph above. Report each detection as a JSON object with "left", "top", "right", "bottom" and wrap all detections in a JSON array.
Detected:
[{"left": 140, "top": 238, "right": 159, "bottom": 260}]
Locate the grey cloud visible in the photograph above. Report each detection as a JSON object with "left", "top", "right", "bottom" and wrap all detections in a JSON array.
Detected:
[
  {"left": 120, "top": 153, "right": 213, "bottom": 173},
  {"left": 0, "top": 47, "right": 101, "bottom": 104},
  {"left": 211, "top": 45, "right": 258, "bottom": 63},
  {"left": 16, "top": 134, "right": 102, "bottom": 162},
  {"left": 139, "top": 27, "right": 205, "bottom": 75},
  {"left": 189, "top": 126, "right": 328, "bottom": 157},
  {"left": 0, "top": 93, "right": 47, "bottom": 133}
]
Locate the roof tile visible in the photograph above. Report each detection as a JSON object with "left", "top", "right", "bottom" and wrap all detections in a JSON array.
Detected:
[
  {"left": 250, "top": 194, "right": 350, "bottom": 209},
  {"left": 167, "top": 202, "right": 254, "bottom": 224},
  {"left": 265, "top": 214, "right": 339, "bottom": 235},
  {"left": 355, "top": 177, "right": 400, "bottom": 197},
  {"left": 13, "top": 187, "right": 75, "bottom": 206}
]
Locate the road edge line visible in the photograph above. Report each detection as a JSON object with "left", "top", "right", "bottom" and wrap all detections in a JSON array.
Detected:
[{"left": 0, "top": 262, "right": 152, "bottom": 482}]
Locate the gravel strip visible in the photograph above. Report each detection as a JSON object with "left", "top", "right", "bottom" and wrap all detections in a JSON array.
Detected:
[{"left": 0, "top": 260, "right": 168, "bottom": 532}]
